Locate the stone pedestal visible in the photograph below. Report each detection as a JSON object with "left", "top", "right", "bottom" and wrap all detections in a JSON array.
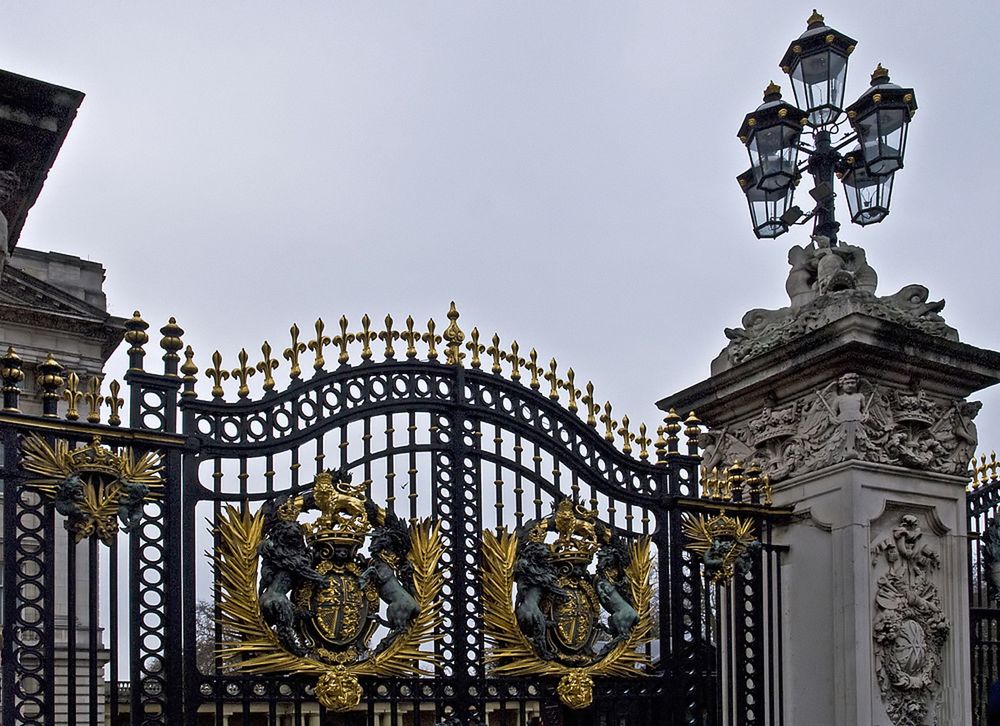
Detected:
[{"left": 660, "top": 312, "right": 1000, "bottom": 726}]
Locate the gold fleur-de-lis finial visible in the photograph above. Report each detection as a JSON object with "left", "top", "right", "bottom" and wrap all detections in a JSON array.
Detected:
[
  {"left": 106, "top": 379, "right": 124, "bottom": 427},
  {"left": 636, "top": 423, "right": 651, "bottom": 461},
  {"left": 563, "top": 368, "right": 579, "bottom": 413},
  {"left": 379, "top": 315, "right": 400, "bottom": 359},
  {"left": 206, "top": 350, "right": 230, "bottom": 399},
  {"left": 231, "top": 348, "right": 255, "bottom": 398},
  {"left": 505, "top": 341, "right": 523, "bottom": 381},
  {"left": 332, "top": 316, "right": 354, "bottom": 365},
  {"left": 423, "top": 319, "right": 442, "bottom": 361},
  {"left": 308, "top": 318, "right": 332, "bottom": 371},
  {"left": 581, "top": 381, "right": 597, "bottom": 427},
  {"left": 618, "top": 415, "right": 635, "bottom": 456},
  {"left": 85, "top": 375, "right": 104, "bottom": 423},
  {"left": 358, "top": 315, "right": 376, "bottom": 361},
  {"left": 762, "top": 474, "right": 773, "bottom": 506},
  {"left": 257, "top": 341, "right": 279, "bottom": 392},
  {"left": 466, "top": 327, "right": 484, "bottom": 369},
  {"left": 600, "top": 401, "right": 616, "bottom": 443},
  {"left": 63, "top": 371, "right": 82, "bottom": 421},
  {"left": 283, "top": 324, "right": 306, "bottom": 381},
  {"left": 526, "top": 349, "right": 541, "bottom": 390},
  {"left": 443, "top": 302, "right": 465, "bottom": 366},
  {"left": 544, "top": 358, "right": 561, "bottom": 401},
  {"left": 401, "top": 316, "right": 419, "bottom": 359},
  {"left": 486, "top": 334, "right": 503, "bottom": 374}
]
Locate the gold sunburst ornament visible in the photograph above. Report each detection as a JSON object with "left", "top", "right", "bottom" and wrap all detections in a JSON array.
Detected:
[
  {"left": 482, "top": 499, "right": 653, "bottom": 709},
  {"left": 213, "top": 469, "right": 443, "bottom": 711},
  {"left": 681, "top": 512, "right": 761, "bottom": 583},
  {"left": 20, "top": 434, "right": 163, "bottom": 545}
]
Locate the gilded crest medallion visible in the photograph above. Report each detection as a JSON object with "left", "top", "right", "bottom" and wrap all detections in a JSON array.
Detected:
[
  {"left": 483, "top": 498, "right": 653, "bottom": 709},
  {"left": 20, "top": 434, "right": 163, "bottom": 545},
  {"left": 214, "top": 468, "right": 443, "bottom": 711},
  {"left": 681, "top": 511, "right": 761, "bottom": 583}
]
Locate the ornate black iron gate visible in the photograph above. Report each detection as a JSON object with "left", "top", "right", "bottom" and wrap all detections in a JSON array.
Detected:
[
  {"left": 969, "top": 455, "right": 1000, "bottom": 725},
  {"left": 0, "top": 306, "right": 786, "bottom": 725}
]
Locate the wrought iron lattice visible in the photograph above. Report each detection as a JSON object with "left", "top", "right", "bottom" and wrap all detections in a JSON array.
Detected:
[
  {"left": 969, "top": 452, "right": 1000, "bottom": 726},
  {"left": 0, "top": 306, "right": 788, "bottom": 725}
]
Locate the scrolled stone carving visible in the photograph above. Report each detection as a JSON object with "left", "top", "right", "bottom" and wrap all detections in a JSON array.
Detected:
[
  {"left": 700, "top": 376, "right": 981, "bottom": 484},
  {"left": 714, "top": 240, "right": 957, "bottom": 371},
  {"left": 871, "top": 514, "right": 949, "bottom": 726}
]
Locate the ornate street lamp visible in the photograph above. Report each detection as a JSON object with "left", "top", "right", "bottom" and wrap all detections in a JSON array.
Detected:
[
  {"left": 839, "top": 149, "right": 894, "bottom": 226},
  {"left": 737, "top": 167, "right": 800, "bottom": 239},
  {"left": 736, "top": 10, "right": 917, "bottom": 242},
  {"left": 845, "top": 64, "right": 917, "bottom": 175}
]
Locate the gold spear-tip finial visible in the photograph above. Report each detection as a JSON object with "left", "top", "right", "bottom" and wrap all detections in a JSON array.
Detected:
[{"left": 807, "top": 9, "right": 824, "bottom": 27}]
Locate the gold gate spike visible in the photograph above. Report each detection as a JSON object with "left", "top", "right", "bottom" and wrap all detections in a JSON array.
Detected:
[
  {"left": 231, "top": 349, "right": 256, "bottom": 399},
  {"left": 505, "top": 341, "right": 523, "bottom": 381},
  {"left": 283, "top": 324, "right": 306, "bottom": 380},
  {"left": 423, "top": 319, "right": 441, "bottom": 361},
  {"left": 206, "top": 351, "right": 230, "bottom": 399},
  {"left": 181, "top": 346, "right": 198, "bottom": 397},
  {"left": 308, "top": 319, "right": 332, "bottom": 370},
  {"left": 105, "top": 380, "right": 124, "bottom": 426},
  {"left": 618, "top": 416, "right": 634, "bottom": 456},
  {"left": 85, "top": 375, "right": 104, "bottom": 423},
  {"left": 545, "top": 359, "right": 561, "bottom": 401},
  {"left": 63, "top": 371, "right": 82, "bottom": 421},
  {"left": 487, "top": 334, "right": 504, "bottom": 374},
  {"left": 443, "top": 302, "right": 465, "bottom": 366},
  {"left": 401, "top": 316, "right": 419, "bottom": 359},
  {"left": 358, "top": 315, "right": 376, "bottom": 361},
  {"left": 466, "top": 327, "right": 484, "bottom": 369},
  {"left": 257, "top": 342, "right": 279, "bottom": 392},
  {"left": 379, "top": 315, "right": 399, "bottom": 359},
  {"left": 526, "top": 349, "right": 541, "bottom": 390},
  {"left": 582, "top": 382, "right": 597, "bottom": 427},
  {"left": 601, "top": 402, "right": 616, "bottom": 443}
]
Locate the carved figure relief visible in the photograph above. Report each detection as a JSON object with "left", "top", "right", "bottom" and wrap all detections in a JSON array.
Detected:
[
  {"left": 482, "top": 498, "right": 652, "bottom": 710},
  {"left": 20, "top": 434, "right": 162, "bottom": 545},
  {"left": 716, "top": 240, "right": 957, "bottom": 370},
  {"left": 872, "top": 514, "right": 949, "bottom": 726},
  {"left": 701, "top": 378, "right": 981, "bottom": 484},
  {"left": 214, "top": 469, "right": 443, "bottom": 711}
]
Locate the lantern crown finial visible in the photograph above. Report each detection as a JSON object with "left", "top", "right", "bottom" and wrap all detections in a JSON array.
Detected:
[
  {"left": 806, "top": 9, "right": 825, "bottom": 28},
  {"left": 764, "top": 81, "right": 782, "bottom": 100},
  {"left": 871, "top": 63, "right": 890, "bottom": 85}
]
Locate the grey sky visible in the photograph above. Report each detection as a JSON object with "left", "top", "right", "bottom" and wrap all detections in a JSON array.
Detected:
[{"left": 3, "top": 2, "right": 999, "bottom": 460}]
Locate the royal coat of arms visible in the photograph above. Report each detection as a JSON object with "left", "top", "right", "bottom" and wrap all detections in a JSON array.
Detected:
[
  {"left": 483, "top": 498, "right": 653, "bottom": 709},
  {"left": 214, "top": 468, "right": 443, "bottom": 711},
  {"left": 20, "top": 434, "right": 162, "bottom": 545}
]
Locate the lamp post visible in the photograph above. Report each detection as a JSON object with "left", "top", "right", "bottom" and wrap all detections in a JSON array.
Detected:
[{"left": 737, "top": 10, "right": 917, "bottom": 241}]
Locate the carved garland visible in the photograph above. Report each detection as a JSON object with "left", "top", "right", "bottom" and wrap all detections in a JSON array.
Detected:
[{"left": 871, "top": 514, "right": 949, "bottom": 726}]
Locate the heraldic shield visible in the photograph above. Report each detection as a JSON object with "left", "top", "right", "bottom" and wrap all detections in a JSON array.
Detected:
[
  {"left": 213, "top": 468, "right": 443, "bottom": 712},
  {"left": 483, "top": 498, "right": 653, "bottom": 710}
]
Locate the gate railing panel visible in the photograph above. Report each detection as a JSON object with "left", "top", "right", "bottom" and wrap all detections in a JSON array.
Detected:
[{"left": 0, "top": 307, "right": 789, "bottom": 725}]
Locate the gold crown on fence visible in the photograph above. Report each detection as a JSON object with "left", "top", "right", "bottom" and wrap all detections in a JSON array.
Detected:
[
  {"left": 304, "top": 470, "right": 371, "bottom": 548},
  {"left": 548, "top": 499, "right": 601, "bottom": 564},
  {"left": 65, "top": 437, "right": 123, "bottom": 477}
]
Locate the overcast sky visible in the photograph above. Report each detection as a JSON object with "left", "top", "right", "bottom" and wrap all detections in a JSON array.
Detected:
[{"left": 3, "top": 2, "right": 999, "bottom": 465}]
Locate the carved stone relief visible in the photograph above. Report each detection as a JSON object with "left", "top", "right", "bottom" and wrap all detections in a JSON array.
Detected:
[
  {"left": 714, "top": 239, "right": 958, "bottom": 371},
  {"left": 0, "top": 169, "right": 19, "bottom": 279},
  {"left": 701, "top": 375, "right": 981, "bottom": 484},
  {"left": 871, "top": 514, "right": 949, "bottom": 726}
]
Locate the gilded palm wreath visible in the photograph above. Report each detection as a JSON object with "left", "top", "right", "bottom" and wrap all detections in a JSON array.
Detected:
[
  {"left": 20, "top": 434, "right": 163, "bottom": 545},
  {"left": 213, "top": 469, "right": 443, "bottom": 711},
  {"left": 681, "top": 512, "right": 761, "bottom": 583},
  {"left": 483, "top": 499, "right": 653, "bottom": 709}
]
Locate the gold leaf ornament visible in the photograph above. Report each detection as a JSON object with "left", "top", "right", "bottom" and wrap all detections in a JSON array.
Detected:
[
  {"left": 482, "top": 529, "right": 653, "bottom": 708},
  {"left": 213, "top": 504, "right": 445, "bottom": 710}
]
